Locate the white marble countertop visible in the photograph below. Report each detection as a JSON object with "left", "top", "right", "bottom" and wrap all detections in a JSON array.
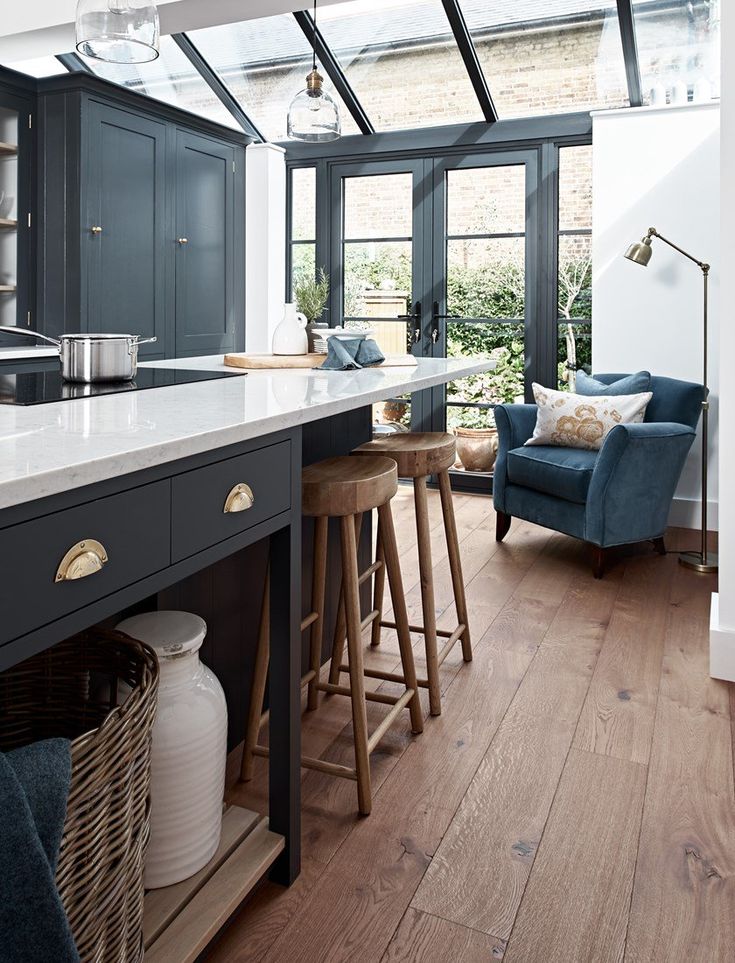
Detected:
[
  {"left": 0, "top": 345, "right": 58, "bottom": 361},
  {"left": 0, "top": 355, "right": 494, "bottom": 511}
]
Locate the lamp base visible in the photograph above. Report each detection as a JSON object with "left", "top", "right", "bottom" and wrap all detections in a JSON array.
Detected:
[{"left": 679, "top": 551, "right": 718, "bottom": 574}]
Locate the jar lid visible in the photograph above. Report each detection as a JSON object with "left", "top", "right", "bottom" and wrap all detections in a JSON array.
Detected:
[{"left": 115, "top": 611, "right": 207, "bottom": 659}]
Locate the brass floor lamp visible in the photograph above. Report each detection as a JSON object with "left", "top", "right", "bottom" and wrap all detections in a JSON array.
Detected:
[{"left": 624, "top": 227, "right": 716, "bottom": 574}]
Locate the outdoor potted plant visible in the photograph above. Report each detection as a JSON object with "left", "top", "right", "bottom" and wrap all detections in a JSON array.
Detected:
[
  {"left": 451, "top": 409, "right": 499, "bottom": 473},
  {"left": 294, "top": 268, "right": 330, "bottom": 352}
]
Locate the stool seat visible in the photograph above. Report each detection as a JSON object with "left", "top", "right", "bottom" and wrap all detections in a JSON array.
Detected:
[
  {"left": 302, "top": 455, "right": 398, "bottom": 517},
  {"left": 353, "top": 432, "right": 456, "bottom": 478}
]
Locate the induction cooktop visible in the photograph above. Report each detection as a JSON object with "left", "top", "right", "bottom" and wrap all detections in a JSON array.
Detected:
[{"left": 0, "top": 365, "right": 244, "bottom": 406}]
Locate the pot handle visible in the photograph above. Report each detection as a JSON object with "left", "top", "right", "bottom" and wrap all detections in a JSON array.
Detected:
[
  {"left": 0, "top": 326, "right": 61, "bottom": 348},
  {"left": 127, "top": 335, "right": 158, "bottom": 356},
  {"left": 134, "top": 336, "right": 158, "bottom": 345}
]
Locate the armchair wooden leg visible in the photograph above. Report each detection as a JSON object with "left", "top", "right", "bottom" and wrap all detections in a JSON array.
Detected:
[
  {"left": 652, "top": 536, "right": 667, "bottom": 556},
  {"left": 495, "top": 510, "right": 512, "bottom": 542},
  {"left": 591, "top": 545, "right": 607, "bottom": 580}
]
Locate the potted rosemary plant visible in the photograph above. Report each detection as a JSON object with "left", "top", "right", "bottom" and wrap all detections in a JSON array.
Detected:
[{"left": 295, "top": 268, "right": 330, "bottom": 352}]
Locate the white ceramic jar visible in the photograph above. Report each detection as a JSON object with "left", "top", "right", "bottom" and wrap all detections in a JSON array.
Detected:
[
  {"left": 116, "top": 610, "right": 228, "bottom": 889},
  {"left": 272, "top": 303, "right": 308, "bottom": 355}
]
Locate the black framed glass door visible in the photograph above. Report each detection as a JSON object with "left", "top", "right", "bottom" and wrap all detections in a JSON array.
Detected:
[
  {"left": 427, "top": 149, "right": 540, "bottom": 489},
  {"left": 330, "top": 157, "right": 431, "bottom": 430}
]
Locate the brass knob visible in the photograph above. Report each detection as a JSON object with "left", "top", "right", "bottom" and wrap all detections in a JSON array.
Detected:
[
  {"left": 223, "top": 483, "right": 254, "bottom": 514},
  {"left": 55, "top": 539, "right": 108, "bottom": 582},
  {"left": 177, "top": 237, "right": 189, "bottom": 245},
  {"left": 91, "top": 225, "right": 103, "bottom": 235}
]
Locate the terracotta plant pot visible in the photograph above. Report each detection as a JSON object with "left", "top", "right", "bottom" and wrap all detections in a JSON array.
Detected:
[
  {"left": 454, "top": 427, "right": 499, "bottom": 473},
  {"left": 379, "top": 399, "right": 409, "bottom": 424}
]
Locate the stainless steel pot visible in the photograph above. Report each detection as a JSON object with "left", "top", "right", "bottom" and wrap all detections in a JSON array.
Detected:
[{"left": 0, "top": 327, "right": 157, "bottom": 383}]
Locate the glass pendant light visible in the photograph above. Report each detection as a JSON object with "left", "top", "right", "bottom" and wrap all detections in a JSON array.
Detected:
[
  {"left": 287, "top": 0, "right": 341, "bottom": 142},
  {"left": 76, "top": 0, "right": 160, "bottom": 64}
]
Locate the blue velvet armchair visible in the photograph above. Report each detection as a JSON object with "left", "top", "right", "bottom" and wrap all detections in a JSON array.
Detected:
[{"left": 493, "top": 374, "right": 704, "bottom": 577}]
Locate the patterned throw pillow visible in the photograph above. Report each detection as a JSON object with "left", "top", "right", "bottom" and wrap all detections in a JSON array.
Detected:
[{"left": 526, "top": 383, "right": 653, "bottom": 451}]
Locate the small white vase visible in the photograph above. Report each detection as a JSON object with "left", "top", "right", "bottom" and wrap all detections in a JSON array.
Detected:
[
  {"left": 272, "top": 303, "right": 308, "bottom": 356},
  {"left": 116, "top": 611, "right": 228, "bottom": 890}
]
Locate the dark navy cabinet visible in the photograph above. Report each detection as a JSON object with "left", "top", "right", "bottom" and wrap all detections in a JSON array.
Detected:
[
  {"left": 174, "top": 131, "right": 238, "bottom": 356},
  {"left": 86, "top": 102, "right": 167, "bottom": 353},
  {"left": 37, "top": 76, "right": 247, "bottom": 358}
]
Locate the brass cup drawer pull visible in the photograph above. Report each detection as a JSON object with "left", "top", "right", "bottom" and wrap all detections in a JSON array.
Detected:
[
  {"left": 55, "top": 539, "right": 109, "bottom": 582},
  {"left": 223, "top": 483, "right": 254, "bottom": 514}
]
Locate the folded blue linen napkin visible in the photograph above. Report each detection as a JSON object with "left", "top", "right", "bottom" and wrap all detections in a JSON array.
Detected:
[
  {"left": 320, "top": 337, "right": 385, "bottom": 371},
  {"left": 0, "top": 738, "right": 79, "bottom": 963}
]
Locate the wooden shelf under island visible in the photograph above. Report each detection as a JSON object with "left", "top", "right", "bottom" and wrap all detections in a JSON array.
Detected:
[
  {"left": 142, "top": 805, "right": 284, "bottom": 963},
  {"left": 0, "top": 285, "right": 17, "bottom": 293},
  {"left": 0, "top": 218, "right": 17, "bottom": 229},
  {"left": 0, "top": 141, "right": 18, "bottom": 156}
]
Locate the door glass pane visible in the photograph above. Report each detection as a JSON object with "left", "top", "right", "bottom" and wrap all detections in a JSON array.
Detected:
[
  {"left": 318, "top": 0, "right": 484, "bottom": 130},
  {"left": 559, "top": 145, "right": 593, "bottom": 231},
  {"left": 447, "top": 166, "right": 526, "bottom": 236},
  {"left": 344, "top": 241, "right": 412, "bottom": 319},
  {"left": 291, "top": 167, "right": 316, "bottom": 241},
  {"left": 344, "top": 173, "right": 413, "bottom": 239},
  {"left": 292, "top": 243, "right": 316, "bottom": 292},
  {"left": 633, "top": 0, "right": 720, "bottom": 102},
  {"left": 188, "top": 15, "right": 360, "bottom": 141},
  {"left": 83, "top": 36, "right": 241, "bottom": 129},
  {"left": 446, "top": 322, "right": 525, "bottom": 431},
  {"left": 558, "top": 145, "right": 593, "bottom": 390},
  {"left": 447, "top": 238, "right": 525, "bottom": 319},
  {"left": 459, "top": 0, "right": 628, "bottom": 117}
]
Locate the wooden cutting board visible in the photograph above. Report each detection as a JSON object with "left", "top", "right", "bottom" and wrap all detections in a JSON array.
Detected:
[
  {"left": 223, "top": 353, "right": 418, "bottom": 370},
  {"left": 224, "top": 353, "right": 324, "bottom": 369}
]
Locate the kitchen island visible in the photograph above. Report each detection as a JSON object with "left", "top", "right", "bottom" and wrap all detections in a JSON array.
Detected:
[{"left": 0, "top": 354, "right": 494, "bottom": 959}]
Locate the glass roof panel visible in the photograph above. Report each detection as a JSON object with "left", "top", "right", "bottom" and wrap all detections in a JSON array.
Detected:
[
  {"left": 633, "top": 0, "right": 720, "bottom": 103},
  {"left": 316, "top": 0, "right": 484, "bottom": 130},
  {"left": 2, "top": 56, "right": 68, "bottom": 78},
  {"left": 459, "top": 0, "right": 629, "bottom": 117},
  {"left": 82, "top": 36, "right": 241, "bottom": 129},
  {"left": 188, "top": 15, "right": 360, "bottom": 142}
]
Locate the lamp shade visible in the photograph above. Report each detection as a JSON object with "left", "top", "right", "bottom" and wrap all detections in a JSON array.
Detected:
[
  {"left": 287, "top": 69, "right": 341, "bottom": 143},
  {"left": 624, "top": 236, "right": 653, "bottom": 266},
  {"left": 76, "top": 0, "right": 160, "bottom": 64}
]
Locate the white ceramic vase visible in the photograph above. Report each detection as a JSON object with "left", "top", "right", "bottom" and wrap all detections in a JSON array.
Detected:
[
  {"left": 116, "top": 611, "right": 228, "bottom": 890},
  {"left": 272, "top": 303, "right": 308, "bottom": 355}
]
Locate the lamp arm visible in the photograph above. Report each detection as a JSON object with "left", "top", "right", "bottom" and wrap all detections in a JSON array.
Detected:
[{"left": 646, "top": 228, "right": 710, "bottom": 272}]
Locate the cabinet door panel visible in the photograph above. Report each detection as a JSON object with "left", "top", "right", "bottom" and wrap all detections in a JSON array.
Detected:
[
  {"left": 86, "top": 103, "right": 166, "bottom": 355},
  {"left": 175, "top": 131, "right": 235, "bottom": 355}
]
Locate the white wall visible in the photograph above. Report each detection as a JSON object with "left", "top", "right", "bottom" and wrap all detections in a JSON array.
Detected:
[
  {"left": 710, "top": 2, "right": 735, "bottom": 681},
  {"left": 244, "top": 143, "right": 286, "bottom": 354},
  {"left": 592, "top": 102, "right": 720, "bottom": 530}
]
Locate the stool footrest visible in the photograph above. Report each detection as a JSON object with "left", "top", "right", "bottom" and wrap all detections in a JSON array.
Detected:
[
  {"left": 257, "top": 667, "right": 319, "bottom": 730},
  {"left": 317, "top": 680, "right": 405, "bottom": 707},
  {"left": 380, "top": 619, "right": 457, "bottom": 639},
  {"left": 367, "top": 688, "right": 418, "bottom": 752},
  {"left": 251, "top": 745, "right": 358, "bottom": 781}
]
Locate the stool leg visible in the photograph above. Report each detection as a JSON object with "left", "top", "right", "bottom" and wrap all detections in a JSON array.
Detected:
[
  {"left": 307, "top": 516, "right": 329, "bottom": 711},
  {"left": 378, "top": 501, "right": 424, "bottom": 735},
  {"left": 340, "top": 514, "right": 372, "bottom": 816},
  {"left": 414, "top": 475, "right": 442, "bottom": 716},
  {"left": 371, "top": 515, "right": 386, "bottom": 647},
  {"left": 328, "top": 513, "right": 363, "bottom": 687},
  {"left": 438, "top": 469, "right": 472, "bottom": 663},
  {"left": 240, "top": 565, "right": 270, "bottom": 782}
]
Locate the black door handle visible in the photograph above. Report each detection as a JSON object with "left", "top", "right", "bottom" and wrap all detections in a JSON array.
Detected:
[{"left": 397, "top": 300, "right": 421, "bottom": 343}]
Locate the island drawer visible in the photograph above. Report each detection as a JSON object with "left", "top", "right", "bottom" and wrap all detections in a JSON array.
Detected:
[
  {"left": 0, "top": 480, "right": 171, "bottom": 646},
  {"left": 171, "top": 440, "right": 291, "bottom": 562}
]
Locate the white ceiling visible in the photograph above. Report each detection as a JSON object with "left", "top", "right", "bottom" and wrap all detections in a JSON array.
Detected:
[{"left": 0, "top": 0, "right": 357, "bottom": 62}]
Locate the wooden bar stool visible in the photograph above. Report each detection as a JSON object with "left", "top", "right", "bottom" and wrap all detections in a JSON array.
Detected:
[
  {"left": 346, "top": 432, "right": 472, "bottom": 717},
  {"left": 240, "top": 454, "right": 423, "bottom": 816}
]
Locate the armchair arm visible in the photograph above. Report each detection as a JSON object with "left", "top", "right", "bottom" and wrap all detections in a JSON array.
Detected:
[
  {"left": 585, "top": 422, "right": 696, "bottom": 546},
  {"left": 493, "top": 404, "right": 538, "bottom": 512}
]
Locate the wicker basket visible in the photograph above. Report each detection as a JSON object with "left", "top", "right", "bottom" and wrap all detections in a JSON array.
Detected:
[{"left": 0, "top": 629, "right": 159, "bottom": 963}]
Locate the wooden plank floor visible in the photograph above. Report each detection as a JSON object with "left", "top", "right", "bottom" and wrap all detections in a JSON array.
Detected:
[{"left": 208, "top": 489, "right": 734, "bottom": 963}]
